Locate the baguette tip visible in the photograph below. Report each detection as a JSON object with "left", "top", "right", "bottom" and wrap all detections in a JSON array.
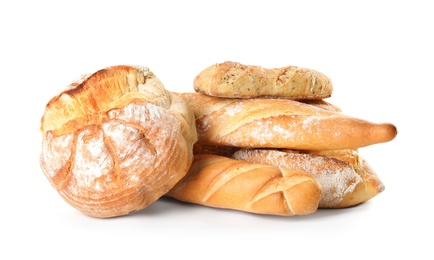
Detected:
[{"left": 380, "top": 123, "right": 398, "bottom": 142}]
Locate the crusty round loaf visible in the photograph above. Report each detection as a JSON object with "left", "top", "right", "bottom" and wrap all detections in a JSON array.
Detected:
[
  {"left": 40, "top": 65, "right": 197, "bottom": 218},
  {"left": 193, "top": 61, "right": 333, "bottom": 99}
]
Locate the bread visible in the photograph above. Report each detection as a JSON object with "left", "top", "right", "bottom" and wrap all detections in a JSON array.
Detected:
[
  {"left": 166, "top": 154, "right": 322, "bottom": 216},
  {"left": 299, "top": 98, "right": 342, "bottom": 112},
  {"left": 193, "top": 61, "right": 333, "bottom": 99},
  {"left": 39, "top": 65, "right": 198, "bottom": 218},
  {"left": 232, "top": 149, "right": 384, "bottom": 208},
  {"left": 174, "top": 92, "right": 397, "bottom": 150},
  {"left": 193, "top": 143, "right": 240, "bottom": 157}
]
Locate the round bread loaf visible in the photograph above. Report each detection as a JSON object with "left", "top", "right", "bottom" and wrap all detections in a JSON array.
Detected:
[{"left": 40, "top": 65, "right": 197, "bottom": 218}]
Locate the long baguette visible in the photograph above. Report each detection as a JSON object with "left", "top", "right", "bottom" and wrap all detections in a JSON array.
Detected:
[
  {"left": 232, "top": 149, "right": 384, "bottom": 208},
  {"left": 174, "top": 92, "right": 397, "bottom": 150},
  {"left": 166, "top": 154, "right": 322, "bottom": 216}
]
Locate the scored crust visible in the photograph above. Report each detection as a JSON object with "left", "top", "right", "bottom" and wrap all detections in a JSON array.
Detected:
[
  {"left": 175, "top": 92, "right": 398, "bottom": 151},
  {"left": 166, "top": 154, "right": 322, "bottom": 216},
  {"left": 39, "top": 65, "right": 197, "bottom": 218},
  {"left": 193, "top": 61, "right": 333, "bottom": 99},
  {"left": 232, "top": 149, "right": 385, "bottom": 208}
]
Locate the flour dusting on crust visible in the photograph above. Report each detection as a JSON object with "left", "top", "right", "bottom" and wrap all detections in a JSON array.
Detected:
[{"left": 232, "top": 149, "right": 362, "bottom": 207}]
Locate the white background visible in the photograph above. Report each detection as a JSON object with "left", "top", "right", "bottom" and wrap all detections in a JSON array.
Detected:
[{"left": 1, "top": 0, "right": 432, "bottom": 259}]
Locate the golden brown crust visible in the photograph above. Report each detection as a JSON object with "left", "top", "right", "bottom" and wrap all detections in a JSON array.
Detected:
[
  {"left": 39, "top": 65, "right": 197, "bottom": 218},
  {"left": 298, "top": 99, "right": 342, "bottom": 112},
  {"left": 232, "top": 149, "right": 384, "bottom": 208},
  {"left": 193, "top": 61, "right": 333, "bottom": 99},
  {"left": 175, "top": 92, "right": 397, "bottom": 150},
  {"left": 166, "top": 154, "right": 322, "bottom": 216},
  {"left": 41, "top": 65, "right": 171, "bottom": 135}
]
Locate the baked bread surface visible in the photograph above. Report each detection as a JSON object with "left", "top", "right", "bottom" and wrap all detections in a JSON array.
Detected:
[
  {"left": 40, "top": 65, "right": 197, "bottom": 218},
  {"left": 167, "top": 154, "right": 322, "bottom": 216},
  {"left": 175, "top": 92, "right": 397, "bottom": 150},
  {"left": 232, "top": 149, "right": 385, "bottom": 208},
  {"left": 193, "top": 61, "right": 333, "bottom": 99}
]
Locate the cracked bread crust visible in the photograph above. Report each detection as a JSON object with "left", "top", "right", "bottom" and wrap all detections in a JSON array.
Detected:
[
  {"left": 40, "top": 65, "right": 197, "bottom": 218},
  {"left": 232, "top": 149, "right": 385, "bottom": 208}
]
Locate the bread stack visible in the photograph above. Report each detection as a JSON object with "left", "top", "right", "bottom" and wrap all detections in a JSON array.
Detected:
[
  {"left": 166, "top": 61, "right": 397, "bottom": 216},
  {"left": 39, "top": 62, "right": 397, "bottom": 218}
]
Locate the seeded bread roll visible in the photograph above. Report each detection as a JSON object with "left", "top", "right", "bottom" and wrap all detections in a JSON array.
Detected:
[
  {"left": 40, "top": 65, "right": 197, "bottom": 218},
  {"left": 174, "top": 92, "right": 397, "bottom": 150},
  {"left": 166, "top": 154, "right": 322, "bottom": 216},
  {"left": 232, "top": 149, "right": 384, "bottom": 208},
  {"left": 193, "top": 61, "right": 333, "bottom": 99}
]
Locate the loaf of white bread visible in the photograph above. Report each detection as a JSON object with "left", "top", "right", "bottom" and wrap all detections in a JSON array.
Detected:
[
  {"left": 174, "top": 92, "right": 397, "bottom": 151},
  {"left": 40, "top": 65, "right": 198, "bottom": 218},
  {"left": 39, "top": 61, "right": 397, "bottom": 218},
  {"left": 166, "top": 154, "right": 322, "bottom": 216},
  {"left": 232, "top": 149, "right": 384, "bottom": 208},
  {"left": 175, "top": 145, "right": 384, "bottom": 209},
  {"left": 166, "top": 61, "right": 397, "bottom": 215}
]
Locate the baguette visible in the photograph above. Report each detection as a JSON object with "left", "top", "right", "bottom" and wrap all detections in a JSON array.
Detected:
[
  {"left": 174, "top": 92, "right": 397, "bottom": 150},
  {"left": 232, "top": 149, "right": 384, "bottom": 208},
  {"left": 166, "top": 154, "right": 322, "bottom": 216},
  {"left": 193, "top": 61, "right": 333, "bottom": 99}
]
